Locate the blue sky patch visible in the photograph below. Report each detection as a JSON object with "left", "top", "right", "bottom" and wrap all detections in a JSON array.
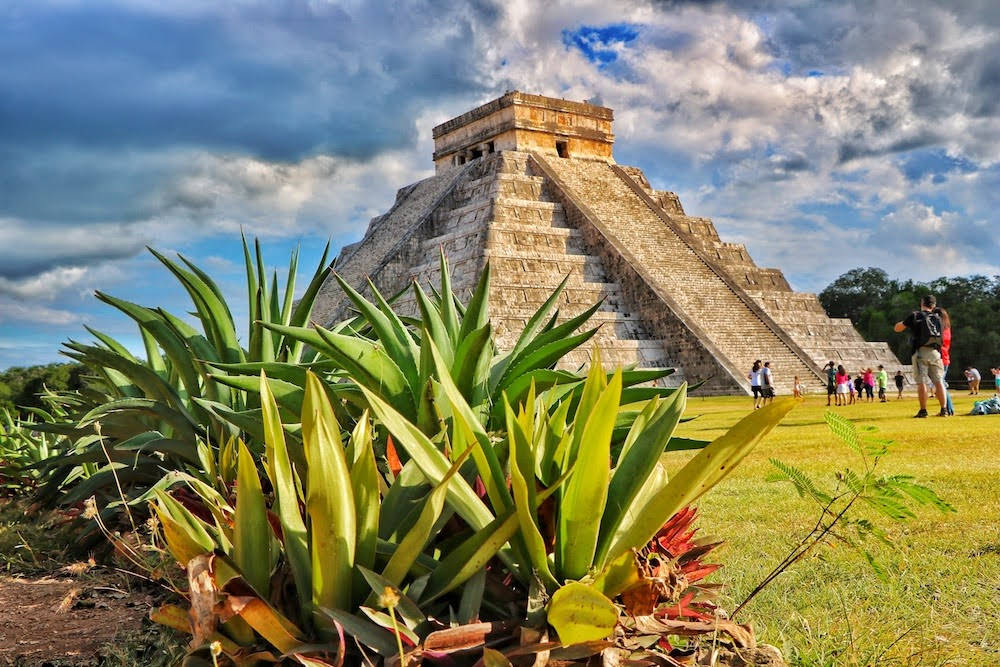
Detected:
[
  {"left": 562, "top": 23, "right": 639, "bottom": 66},
  {"left": 900, "top": 149, "right": 978, "bottom": 183}
]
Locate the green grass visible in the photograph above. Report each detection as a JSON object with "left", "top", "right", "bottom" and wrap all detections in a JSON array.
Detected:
[{"left": 671, "top": 392, "right": 1000, "bottom": 666}]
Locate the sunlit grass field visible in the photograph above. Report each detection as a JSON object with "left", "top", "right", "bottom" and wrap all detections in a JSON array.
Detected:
[{"left": 670, "top": 391, "right": 1000, "bottom": 665}]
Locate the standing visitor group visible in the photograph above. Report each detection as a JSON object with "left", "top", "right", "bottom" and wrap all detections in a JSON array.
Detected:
[{"left": 747, "top": 293, "right": 998, "bottom": 415}]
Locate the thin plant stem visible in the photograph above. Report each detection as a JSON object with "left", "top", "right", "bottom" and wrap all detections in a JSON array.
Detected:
[{"left": 97, "top": 425, "right": 136, "bottom": 534}]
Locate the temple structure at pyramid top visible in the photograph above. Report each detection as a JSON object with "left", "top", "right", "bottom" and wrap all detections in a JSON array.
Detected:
[
  {"left": 432, "top": 91, "right": 615, "bottom": 169},
  {"left": 313, "top": 91, "right": 905, "bottom": 394}
]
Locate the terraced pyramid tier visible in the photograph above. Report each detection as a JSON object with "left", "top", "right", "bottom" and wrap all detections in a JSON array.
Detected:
[{"left": 313, "top": 92, "right": 905, "bottom": 394}]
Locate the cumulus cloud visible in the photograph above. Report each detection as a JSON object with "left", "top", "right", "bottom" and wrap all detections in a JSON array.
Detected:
[
  {"left": 1, "top": 0, "right": 998, "bottom": 366},
  {"left": 0, "top": 298, "right": 80, "bottom": 326}
]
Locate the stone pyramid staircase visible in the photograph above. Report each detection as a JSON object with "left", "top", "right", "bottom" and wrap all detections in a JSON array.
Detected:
[
  {"left": 530, "top": 154, "right": 825, "bottom": 393},
  {"left": 314, "top": 149, "right": 902, "bottom": 395},
  {"left": 390, "top": 152, "right": 683, "bottom": 382}
]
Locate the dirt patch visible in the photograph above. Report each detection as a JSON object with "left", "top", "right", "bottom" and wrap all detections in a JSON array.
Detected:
[{"left": 0, "top": 576, "right": 152, "bottom": 666}]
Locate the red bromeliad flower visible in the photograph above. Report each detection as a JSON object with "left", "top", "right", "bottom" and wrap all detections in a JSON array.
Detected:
[{"left": 632, "top": 507, "right": 722, "bottom": 622}]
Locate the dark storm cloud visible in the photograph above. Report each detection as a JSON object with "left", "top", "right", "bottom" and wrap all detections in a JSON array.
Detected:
[
  {"left": 0, "top": 241, "right": 146, "bottom": 282},
  {"left": 0, "top": 2, "right": 494, "bottom": 162},
  {"left": 0, "top": 0, "right": 504, "bottom": 280}
]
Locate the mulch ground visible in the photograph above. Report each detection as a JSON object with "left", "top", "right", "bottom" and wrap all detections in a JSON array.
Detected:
[{"left": 0, "top": 576, "right": 152, "bottom": 666}]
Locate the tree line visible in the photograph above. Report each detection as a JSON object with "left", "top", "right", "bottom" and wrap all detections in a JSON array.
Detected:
[
  {"left": 0, "top": 363, "right": 85, "bottom": 413},
  {"left": 819, "top": 268, "right": 1000, "bottom": 380}
]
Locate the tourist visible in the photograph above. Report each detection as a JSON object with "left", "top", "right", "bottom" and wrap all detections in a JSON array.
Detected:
[
  {"left": 835, "top": 365, "right": 849, "bottom": 406},
  {"left": 893, "top": 294, "right": 948, "bottom": 418},
  {"left": 863, "top": 368, "right": 875, "bottom": 402},
  {"left": 937, "top": 307, "right": 955, "bottom": 416},
  {"left": 965, "top": 367, "right": 981, "bottom": 395},
  {"left": 876, "top": 365, "right": 888, "bottom": 402},
  {"left": 825, "top": 361, "right": 836, "bottom": 406},
  {"left": 793, "top": 375, "right": 803, "bottom": 399},
  {"left": 852, "top": 373, "right": 863, "bottom": 404},
  {"left": 895, "top": 369, "right": 905, "bottom": 399},
  {"left": 761, "top": 361, "right": 775, "bottom": 405},
  {"left": 993, "top": 368, "right": 1000, "bottom": 396},
  {"left": 748, "top": 360, "right": 763, "bottom": 409}
]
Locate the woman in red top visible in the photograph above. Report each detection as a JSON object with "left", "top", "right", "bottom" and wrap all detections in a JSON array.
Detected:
[{"left": 938, "top": 308, "right": 954, "bottom": 415}]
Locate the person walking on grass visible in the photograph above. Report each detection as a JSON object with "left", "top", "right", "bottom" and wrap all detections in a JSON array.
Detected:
[
  {"left": 793, "top": 375, "right": 803, "bottom": 399},
  {"left": 876, "top": 365, "right": 888, "bottom": 402},
  {"left": 993, "top": 368, "right": 1000, "bottom": 396},
  {"left": 965, "top": 367, "right": 980, "bottom": 395},
  {"left": 894, "top": 294, "right": 948, "bottom": 418},
  {"left": 748, "top": 360, "right": 763, "bottom": 409},
  {"left": 835, "top": 365, "right": 849, "bottom": 406},
  {"left": 853, "top": 373, "right": 863, "bottom": 404},
  {"left": 895, "top": 369, "right": 905, "bottom": 399},
  {"left": 761, "top": 361, "right": 775, "bottom": 405},
  {"left": 825, "top": 361, "right": 836, "bottom": 406}
]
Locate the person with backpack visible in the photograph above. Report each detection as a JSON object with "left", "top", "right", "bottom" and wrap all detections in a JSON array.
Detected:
[{"left": 894, "top": 294, "right": 948, "bottom": 417}]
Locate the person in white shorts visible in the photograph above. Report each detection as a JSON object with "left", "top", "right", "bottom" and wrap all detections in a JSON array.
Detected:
[{"left": 894, "top": 295, "right": 947, "bottom": 418}]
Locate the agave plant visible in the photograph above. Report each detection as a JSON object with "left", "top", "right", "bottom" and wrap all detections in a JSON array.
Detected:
[
  {"left": 31, "top": 236, "right": 333, "bottom": 509},
  {"left": 145, "top": 356, "right": 794, "bottom": 664},
  {"left": 215, "top": 251, "right": 681, "bottom": 438},
  {"left": 0, "top": 393, "right": 93, "bottom": 495}
]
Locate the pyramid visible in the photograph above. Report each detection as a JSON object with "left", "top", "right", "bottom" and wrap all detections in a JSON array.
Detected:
[{"left": 312, "top": 92, "right": 905, "bottom": 394}]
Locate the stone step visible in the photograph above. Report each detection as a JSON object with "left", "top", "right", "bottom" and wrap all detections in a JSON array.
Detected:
[
  {"left": 538, "top": 155, "right": 826, "bottom": 384},
  {"left": 455, "top": 173, "right": 547, "bottom": 202},
  {"left": 559, "top": 340, "right": 677, "bottom": 367},
  {"left": 490, "top": 283, "right": 621, "bottom": 309},
  {"left": 424, "top": 225, "right": 587, "bottom": 258},
  {"left": 493, "top": 314, "right": 661, "bottom": 343},
  {"left": 492, "top": 198, "right": 570, "bottom": 227},
  {"left": 776, "top": 322, "right": 866, "bottom": 341}
]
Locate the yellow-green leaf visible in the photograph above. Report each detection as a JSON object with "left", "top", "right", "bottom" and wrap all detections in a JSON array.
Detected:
[
  {"left": 260, "top": 371, "right": 311, "bottom": 623},
  {"left": 302, "top": 371, "right": 356, "bottom": 623},
  {"left": 504, "top": 396, "right": 558, "bottom": 590},
  {"left": 547, "top": 582, "right": 618, "bottom": 645},
  {"left": 233, "top": 441, "right": 272, "bottom": 597},
  {"left": 607, "top": 397, "right": 796, "bottom": 562},
  {"left": 378, "top": 445, "right": 475, "bottom": 590},
  {"left": 557, "top": 368, "right": 622, "bottom": 580},
  {"left": 591, "top": 551, "right": 640, "bottom": 598}
]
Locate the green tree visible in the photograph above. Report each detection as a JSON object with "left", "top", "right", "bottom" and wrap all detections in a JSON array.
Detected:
[
  {"left": 0, "top": 363, "right": 85, "bottom": 412},
  {"left": 821, "top": 268, "right": 1000, "bottom": 381}
]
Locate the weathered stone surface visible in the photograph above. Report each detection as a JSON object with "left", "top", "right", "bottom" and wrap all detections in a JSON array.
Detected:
[{"left": 313, "top": 92, "right": 906, "bottom": 394}]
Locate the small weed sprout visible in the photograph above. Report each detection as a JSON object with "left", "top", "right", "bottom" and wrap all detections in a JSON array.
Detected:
[{"left": 735, "top": 411, "right": 955, "bottom": 616}]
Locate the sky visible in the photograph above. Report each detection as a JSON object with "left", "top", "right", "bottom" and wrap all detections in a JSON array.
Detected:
[{"left": 1, "top": 0, "right": 998, "bottom": 369}]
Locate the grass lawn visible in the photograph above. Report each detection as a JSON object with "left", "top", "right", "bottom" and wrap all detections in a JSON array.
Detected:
[{"left": 670, "top": 391, "right": 1000, "bottom": 666}]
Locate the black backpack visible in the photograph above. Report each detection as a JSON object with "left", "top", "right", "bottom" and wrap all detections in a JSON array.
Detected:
[{"left": 913, "top": 310, "right": 943, "bottom": 349}]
